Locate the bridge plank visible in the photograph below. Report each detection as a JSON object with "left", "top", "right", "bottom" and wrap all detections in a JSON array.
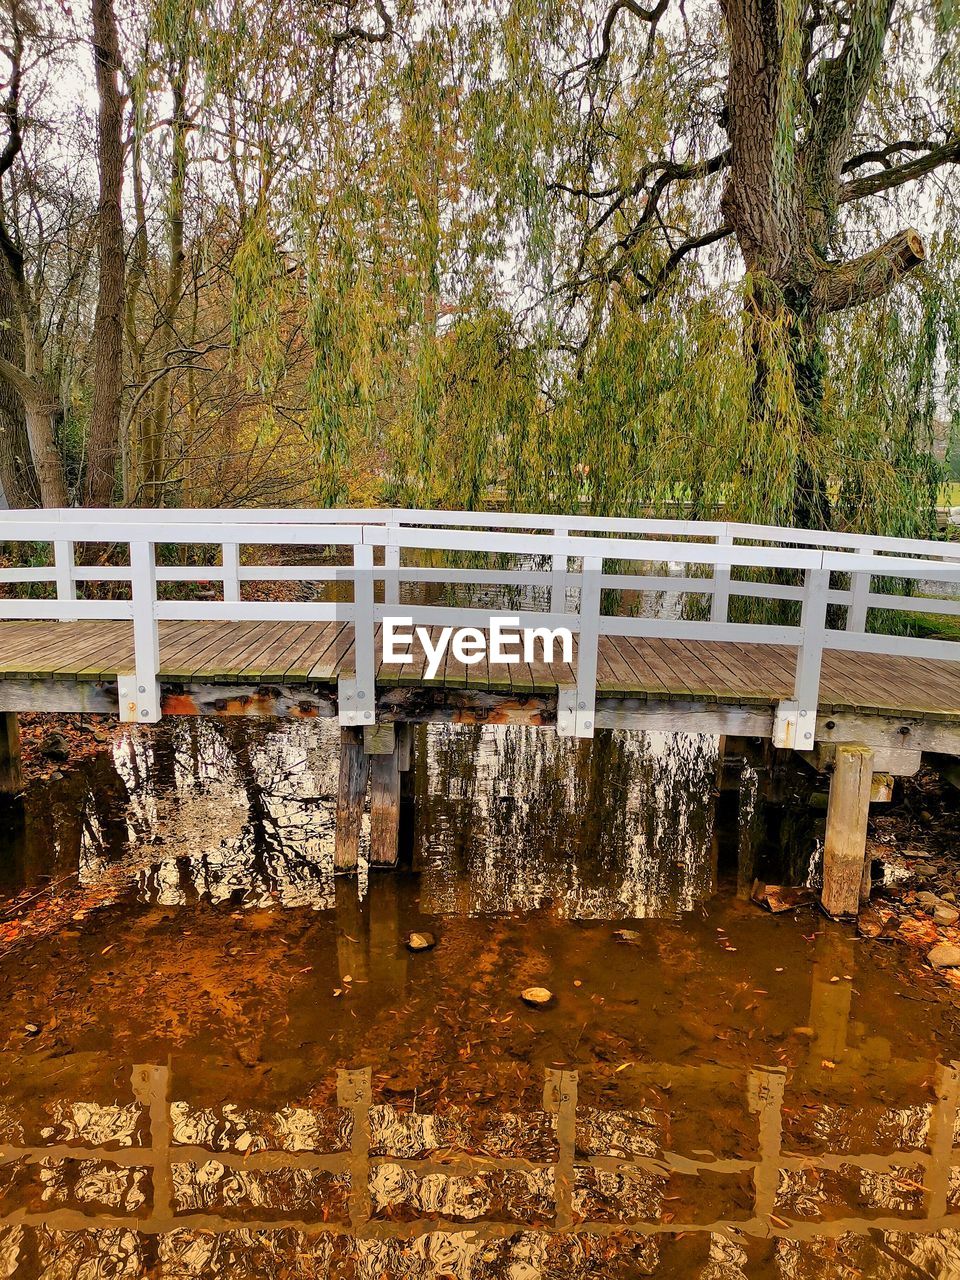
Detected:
[
  {"left": 193, "top": 621, "right": 283, "bottom": 681},
  {"left": 7, "top": 623, "right": 131, "bottom": 681},
  {"left": 617, "top": 637, "right": 671, "bottom": 697},
  {"left": 160, "top": 623, "right": 250, "bottom": 680},
  {"left": 687, "top": 643, "right": 776, "bottom": 705},
  {"left": 304, "top": 623, "right": 350, "bottom": 681},
  {"left": 727, "top": 643, "right": 792, "bottom": 699},
  {"left": 240, "top": 622, "right": 313, "bottom": 682},
  {"left": 600, "top": 639, "right": 642, "bottom": 695}
]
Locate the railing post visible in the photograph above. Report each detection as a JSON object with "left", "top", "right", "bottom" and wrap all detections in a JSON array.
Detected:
[
  {"left": 774, "top": 564, "right": 828, "bottom": 749},
  {"left": 119, "top": 540, "right": 161, "bottom": 724},
  {"left": 383, "top": 528, "right": 400, "bottom": 608},
  {"left": 550, "top": 525, "right": 567, "bottom": 615},
  {"left": 710, "top": 532, "right": 732, "bottom": 624},
  {"left": 338, "top": 539, "right": 376, "bottom": 727},
  {"left": 221, "top": 542, "right": 241, "bottom": 603},
  {"left": 53, "top": 539, "right": 76, "bottom": 603},
  {"left": 54, "top": 539, "right": 77, "bottom": 622},
  {"left": 560, "top": 553, "right": 601, "bottom": 739},
  {"left": 846, "top": 539, "right": 872, "bottom": 633}
]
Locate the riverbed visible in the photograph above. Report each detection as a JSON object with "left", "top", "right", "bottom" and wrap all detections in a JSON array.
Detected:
[{"left": 0, "top": 720, "right": 957, "bottom": 1277}]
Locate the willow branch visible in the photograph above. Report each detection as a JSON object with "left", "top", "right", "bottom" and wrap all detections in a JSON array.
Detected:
[
  {"left": 591, "top": 0, "right": 669, "bottom": 69},
  {"left": 331, "top": 0, "right": 393, "bottom": 47},
  {"left": 806, "top": 0, "right": 895, "bottom": 178},
  {"left": 812, "top": 227, "right": 926, "bottom": 312},
  {"left": 840, "top": 139, "right": 960, "bottom": 202}
]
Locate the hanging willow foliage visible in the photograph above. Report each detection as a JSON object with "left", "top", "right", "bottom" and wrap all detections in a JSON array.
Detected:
[{"left": 211, "top": 0, "right": 960, "bottom": 531}]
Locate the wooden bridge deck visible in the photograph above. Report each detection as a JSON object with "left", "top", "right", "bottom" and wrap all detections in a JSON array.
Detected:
[{"left": 2, "top": 619, "right": 959, "bottom": 719}]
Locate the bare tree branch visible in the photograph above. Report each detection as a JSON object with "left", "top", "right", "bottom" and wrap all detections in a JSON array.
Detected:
[
  {"left": 840, "top": 139, "right": 960, "bottom": 203},
  {"left": 331, "top": 0, "right": 393, "bottom": 47}
]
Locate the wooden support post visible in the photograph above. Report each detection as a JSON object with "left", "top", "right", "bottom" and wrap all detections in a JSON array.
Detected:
[
  {"left": 0, "top": 713, "right": 22, "bottom": 796},
  {"left": 335, "top": 727, "right": 369, "bottom": 873},
  {"left": 822, "top": 744, "right": 874, "bottom": 917},
  {"left": 369, "top": 725, "right": 401, "bottom": 868},
  {"left": 398, "top": 722, "right": 415, "bottom": 807},
  {"left": 397, "top": 722, "right": 414, "bottom": 772}
]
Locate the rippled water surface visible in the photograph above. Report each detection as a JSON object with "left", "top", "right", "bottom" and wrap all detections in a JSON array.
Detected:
[{"left": 0, "top": 719, "right": 957, "bottom": 1278}]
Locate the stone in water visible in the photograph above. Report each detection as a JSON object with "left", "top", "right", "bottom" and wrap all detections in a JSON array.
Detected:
[
  {"left": 521, "top": 987, "right": 553, "bottom": 1008},
  {"left": 612, "top": 929, "right": 641, "bottom": 943},
  {"left": 927, "top": 943, "right": 960, "bottom": 970},
  {"left": 406, "top": 931, "right": 436, "bottom": 952}
]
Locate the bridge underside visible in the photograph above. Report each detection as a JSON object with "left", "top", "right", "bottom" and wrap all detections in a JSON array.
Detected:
[{"left": 0, "top": 619, "right": 959, "bottom": 721}]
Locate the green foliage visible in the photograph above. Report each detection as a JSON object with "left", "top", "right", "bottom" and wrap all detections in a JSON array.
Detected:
[{"left": 120, "top": 0, "right": 960, "bottom": 523}]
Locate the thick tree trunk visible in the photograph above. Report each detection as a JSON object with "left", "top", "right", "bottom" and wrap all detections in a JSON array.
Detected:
[
  {"left": 719, "top": 0, "right": 914, "bottom": 531},
  {"left": 23, "top": 395, "right": 68, "bottom": 507},
  {"left": 0, "top": 271, "right": 37, "bottom": 507},
  {"left": 141, "top": 67, "right": 188, "bottom": 507},
  {"left": 86, "top": 0, "right": 125, "bottom": 507}
]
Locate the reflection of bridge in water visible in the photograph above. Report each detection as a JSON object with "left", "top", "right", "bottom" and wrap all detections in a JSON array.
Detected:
[{"left": 0, "top": 934, "right": 958, "bottom": 1278}]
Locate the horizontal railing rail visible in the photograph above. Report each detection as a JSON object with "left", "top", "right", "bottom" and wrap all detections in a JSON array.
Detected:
[{"left": 1, "top": 508, "right": 959, "bottom": 743}]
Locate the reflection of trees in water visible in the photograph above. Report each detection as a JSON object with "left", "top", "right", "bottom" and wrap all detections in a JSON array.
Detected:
[
  {"left": 72, "top": 719, "right": 343, "bottom": 909},
  {"left": 2, "top": 756, "right": 133, "bottom": 894},
  {"left": 19, "top": 719, "right": 719, "bottom": 919},
  {"left": 418, "top": 726, "right": 720, "bottom": 919}
]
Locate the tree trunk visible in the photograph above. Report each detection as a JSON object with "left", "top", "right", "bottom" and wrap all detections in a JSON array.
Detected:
[
  {"left": 0, "top": 270, "right": 37, "bottom": 507},
  {"left": 86, "top": 0, "right": 125, "bottom": 507},
  {"left": 720, "top": 0, "right": 908, "bottom": 531},
  {"left": 23, "top": 394, "right": 67, "bottom": 507}
]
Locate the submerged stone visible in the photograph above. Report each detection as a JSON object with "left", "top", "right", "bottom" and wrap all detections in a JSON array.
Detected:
[
  {"left": 520, "top": 987, "right": 553, "bottom": 1008},
  {"left": 406, "top": 931, "right": 436, "bottom": 952},
  {"left": 612, "top": 929, "right": 642, "bottom": 943},
  {"left": 751, "top": 881, "right": 814, "bottom": 913}
]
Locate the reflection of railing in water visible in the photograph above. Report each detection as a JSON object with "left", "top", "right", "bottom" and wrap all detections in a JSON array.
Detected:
[{"left": 1, "top": 1054, "right": 959, "bottom": 1249}]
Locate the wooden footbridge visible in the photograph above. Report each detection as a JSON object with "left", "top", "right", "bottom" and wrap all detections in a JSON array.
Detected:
[{"left": 3, "top": 507, "right": 960, "bottom": 915}]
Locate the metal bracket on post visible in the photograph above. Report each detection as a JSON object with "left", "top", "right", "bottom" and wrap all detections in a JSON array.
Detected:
[
  {"left": 571, "top": 554, "right": 602, "bottom": 738},
  {"left": 120, "top": 540, "right": 161, "bottom": 724},
  {"left": 556, "top": 686, "right": 577, "bottom": 737},
  {"left": 776, "top": 564, "right": 829, "bottom": 749},
  {"left": 772, "top": 699, "right": 799, "bottom": 749},
  {"left": 338, "top": 540, "right": 376, "bottom": 727}
]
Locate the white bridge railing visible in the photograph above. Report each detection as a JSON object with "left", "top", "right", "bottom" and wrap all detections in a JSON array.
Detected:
[{"left": 1, "top": 508, "right": 960, "bottom": 746}]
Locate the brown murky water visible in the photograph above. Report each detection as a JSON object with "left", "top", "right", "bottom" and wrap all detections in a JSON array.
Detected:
[{"left": 0, "top": 720, "right": 958, "bottom": 1277}]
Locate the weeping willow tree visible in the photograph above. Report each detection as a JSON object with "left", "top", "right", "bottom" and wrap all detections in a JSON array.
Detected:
[{"left": 221, "top": 0, "right": 960, "bottom": 532}]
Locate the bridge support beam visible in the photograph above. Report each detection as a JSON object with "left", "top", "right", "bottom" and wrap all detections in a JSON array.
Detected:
[
  {"left": 821, "top": 744, "right": 874, "bottom": 917},
  {"left": 0, "top": 713, "right": 22, "bottom": 796},
  {"left": 335, "top": 727, "right": 369, "bottom": 873},
  {"left": 369, "top": 725, "right": 401, "bottom": 868}
]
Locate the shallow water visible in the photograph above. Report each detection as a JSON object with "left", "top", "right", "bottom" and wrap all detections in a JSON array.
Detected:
[{"left": 0, "top": 720, "right": 957, "bottom": 1278}]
